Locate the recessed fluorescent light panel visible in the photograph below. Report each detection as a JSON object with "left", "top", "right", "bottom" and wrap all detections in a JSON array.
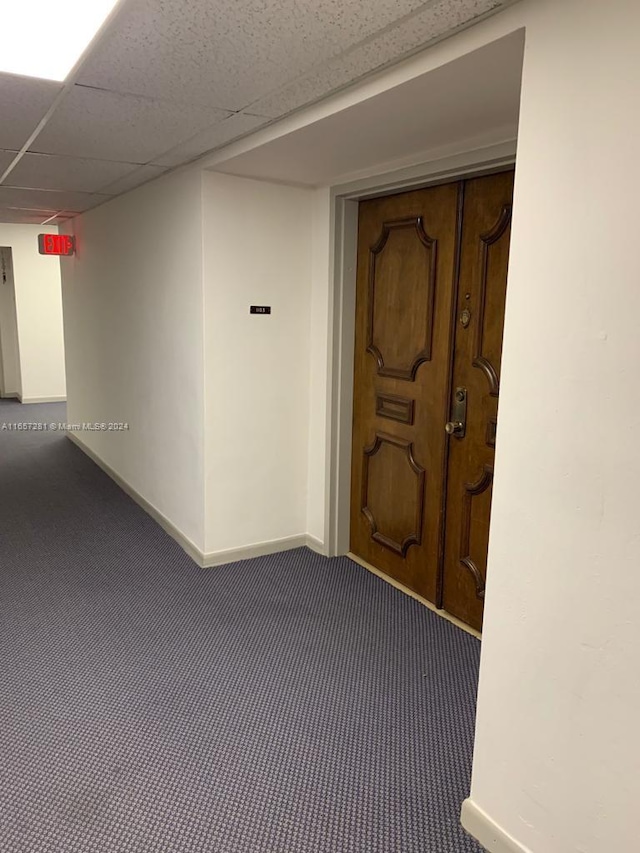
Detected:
[{"left": 1, "top": 1, "right": 120, "bottom": 82}]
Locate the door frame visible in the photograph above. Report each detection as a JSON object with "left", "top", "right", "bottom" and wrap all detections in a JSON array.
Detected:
[
  {"left": 0, "top": 247, "right": 22, "bottom": 400},
  {"left": 324, "top": 139, "right": 517, "bottom": 557}
]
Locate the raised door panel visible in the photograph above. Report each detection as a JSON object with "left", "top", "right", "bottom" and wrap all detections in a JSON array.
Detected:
[
  {"left": 442, "top": 170, "right": 514, "bottom": 631},
  {"left": 472, "top": 204, "right": 512, "bottom": 397},
  {"left": 361, "top": 433, "right": 425, "bottom": 556},
  {"left": 350, "top": 183, "right": 460, "bottom": 602},
  {"left": 459, "top": 465, "right": 494, "bottom": 601},
  {"left": 368, "top": 218, "right": 436, "bottom": 379}
]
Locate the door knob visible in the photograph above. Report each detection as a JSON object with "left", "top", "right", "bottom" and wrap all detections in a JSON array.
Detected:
[
  {"left": 445, "top": 421, "right": 464, "bottom": 436},
  {"left": 446, "top": 386, "right": 467, "bottom": 438}
]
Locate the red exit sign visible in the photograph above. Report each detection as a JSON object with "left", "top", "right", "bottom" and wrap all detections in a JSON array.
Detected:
[{"left": 38, "top": 233, "right": 75, "bottom": 256}]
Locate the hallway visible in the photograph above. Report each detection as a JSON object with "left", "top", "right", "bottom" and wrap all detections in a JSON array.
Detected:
[{"left": 0, "top": 399, "right": 482, "bottom": 853}]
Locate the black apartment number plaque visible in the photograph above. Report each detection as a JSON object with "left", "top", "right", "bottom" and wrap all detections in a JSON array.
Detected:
[{"left": 250, "top": 306, "right": 271, "bottom": 314}]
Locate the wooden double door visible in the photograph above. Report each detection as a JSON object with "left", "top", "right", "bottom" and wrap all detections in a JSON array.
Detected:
[{"left": 350, "top": 171, "right": 514, "bottom": 632}]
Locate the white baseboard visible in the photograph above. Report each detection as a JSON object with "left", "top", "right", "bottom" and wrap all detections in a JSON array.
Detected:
[
  {"left": 202, "top": 533, "right": 321, "bottom": 567},
  {"left": 461, "top": 799, "right": 533, "bottom": 853},
  {"left": 19, "top": 396, "right": 67, "bottom": 404},
  {"left": 67, "top": 432, "right": 326, "bottom": 569},
  {"left": 0, "top": 391, "right": 20, "bottom": 399},
  {"left": 67, "top": 432, "right": 206, "bottom": 565},
  {"left": 305, "top": 534, "right": 326, "bottom": 555}
]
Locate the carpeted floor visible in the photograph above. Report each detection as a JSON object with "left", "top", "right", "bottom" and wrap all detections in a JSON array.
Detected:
[{"left": 0, "top": 398, "right": 483, "bottom": 853}]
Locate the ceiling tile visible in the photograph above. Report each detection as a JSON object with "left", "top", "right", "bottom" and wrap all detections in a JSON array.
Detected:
[
  {"left": 0, "top": 150, "right": 17, "bottom": 176},
  {"left": 250, "top": 0, "right": 515, "bottom": 117},
  {"left": 0, "top": 210, "right": 59, "bottom": 225},
  {"left": 32, "top": 86, "right": 232, "bottom": 164},
  {"left": 4, "top": 153, "right": 142, "bottom": 194},
  {"left": 76, "top": 0, "right": 431, "bottom": 111},
  {"left": 99, "top": 164, "right": 168, "bottom": 195},
  {"left": 0, "top": 74, "right": 63, "bottom": 150},
  {"left": 152, "top": 114, "right": 270, "bottom": 167},
  {"left": 0, "top": 187, "right": 110, "bottom": 214}
]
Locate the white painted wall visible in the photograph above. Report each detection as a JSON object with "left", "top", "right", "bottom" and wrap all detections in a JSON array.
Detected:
[
  {"left": 0, "top": 224, "right": 66, "bottom": 401},
  {"left": 463, "top": 1, "right": 640, "bottom": 851},
  {"left": 59, "top": 167, "right": 317, "bottom": 560},
  {"left": 201, "top": 172, "right": 314, "bottom": 556},
  {"left": 0, "top": 247, "right": 21, "bottom": 397},
  {"left": 216, "top": 0, "right": 637, "bottom": 847},
  {"left": 60, "top": 169, "right": 206, "bottom": 551}
]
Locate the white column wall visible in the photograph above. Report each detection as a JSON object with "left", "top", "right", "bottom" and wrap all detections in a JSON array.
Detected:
[
  {"left": 202, "top": 172, "right": 314, "bottom": 557},
  {"left": 464, "top": 0, "right": 640, "bottom": 850},
  {"left": 60, "top": 169, "right": 206, "bottom": 551}
]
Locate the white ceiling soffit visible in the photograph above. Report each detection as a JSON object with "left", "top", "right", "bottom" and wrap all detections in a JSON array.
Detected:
[
  {"left": 249, "top": 0, "right": 523, "bottom": 118},
  {"left": 209, "top": 31, "right": 525, "bottom": 187},
  {"left": 0, "top": 0, "right": 521, "bottom": 224}
]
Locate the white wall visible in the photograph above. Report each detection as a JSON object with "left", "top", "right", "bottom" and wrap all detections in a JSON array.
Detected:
[
  {"left": 60, "top": 169, "right": 206, "bottom": 551},
  {"left": 201, "top": 172, "right": 314, "bottom": 556},
  {"left": 0, "top": 224, "right": 66, "bottom": 401},
  {"left": 462, "top": 0, "right": 640, "bottom": 851},
  {"left": 0, "top": 247, "right": 21, "bottom": 396},
  {"left": 59, "top": 167, "right": 317, "bottom": 561}
]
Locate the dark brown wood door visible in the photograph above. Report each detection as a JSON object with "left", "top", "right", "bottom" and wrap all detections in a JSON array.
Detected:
[
  {"left": 350, "top": 171, "right": 514, "bottom": 631},
  {"left": 350, "top": 183, "right": 461, "bottom": 603},
  {"left": 441, "top": 171, "right": 514, "bottom": 631}
]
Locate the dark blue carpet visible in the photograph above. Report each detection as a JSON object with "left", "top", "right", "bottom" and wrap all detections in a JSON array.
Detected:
[{"left": 0, "top": 398, "right": 482, "bottom": 852}]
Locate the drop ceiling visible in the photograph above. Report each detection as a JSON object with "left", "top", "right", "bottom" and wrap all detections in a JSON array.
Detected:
[{"left": 0, "top": 0, "right": 520, "bottom": 225}]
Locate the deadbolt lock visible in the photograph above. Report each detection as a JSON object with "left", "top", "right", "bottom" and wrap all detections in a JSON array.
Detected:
[{"left": 445, "top": 387, "right": 467, "bottom": 438}]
